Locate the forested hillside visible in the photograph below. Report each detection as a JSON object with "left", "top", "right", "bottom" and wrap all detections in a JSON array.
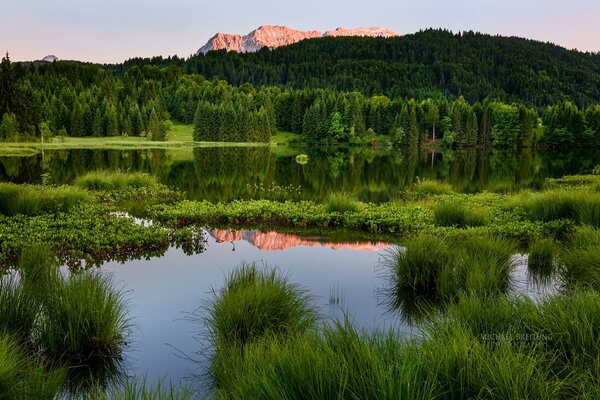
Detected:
[
  {"left": 1, "top": 29, "right": 600, "bottom": 147},
  {"left": 124, "top": 29, "right": 600, "bottom": 108}
]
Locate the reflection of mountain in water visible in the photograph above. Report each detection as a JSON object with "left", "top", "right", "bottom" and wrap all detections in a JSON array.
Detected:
[{"left": 209, "top": 229, "right": 390, "bottom": 252}]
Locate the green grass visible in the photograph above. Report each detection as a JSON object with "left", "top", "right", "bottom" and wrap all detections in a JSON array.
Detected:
[
  {"left": 214, "top": 322, "right": 437, "bottom": 400},
  {"left": 205, "top": 264, "right": 318, "bottom": 388},
  {"left": 515, "top": 189, "right": 600, "bottom": 227},
  {"left": 0, "top": 332, "right": 65, "bottom": 400},
  {"left": 385, "top": 234, "right": 515, "bottom": 308},
  {"left": 90, "top": 377, "right": 194, "bottom": 400},
  {"left": 271, "top": 131, "right": 300, "bottom": 146},
  {"left": 206, "top": 264, "right": 318, "bottom": 350},
  {"left": 528, "top": 238, "right": 557, "bottom": 275},
  {"left": 413, "top": 179, "right": 454, "bottom": 195},
  {"left": 0, "top": 333, "right": 29, "bottom": 399},
  {"left": 211, "top": 290, "right": 600, "bottom": 400},
  {"left": 0, "top": 273, "right": 38, "bottom": 339},
  {"left": 166, "top": 122, "right": 194, "bottom": 142},
  {"left": 38, "top": 270, "right": 130, "bottom": 387},
  {"left": 73, "top": 171, "right": 159, "bottom": 191},
  {"left": 433, "top": 202, "right": 487, "bottom": 228},
  {"left": 325, "top": 193, "right": 362, "bottom": 213},
  {"left": 0, "top": 183, "right": 88, "bottom": 216}
]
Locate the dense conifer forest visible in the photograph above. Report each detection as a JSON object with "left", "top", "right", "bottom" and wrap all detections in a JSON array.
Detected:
[{"left": 1, "top": 29, "right": 600, "bottom": 146}]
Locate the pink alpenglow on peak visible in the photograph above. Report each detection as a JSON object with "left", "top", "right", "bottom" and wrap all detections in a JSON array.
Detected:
[
  {"left": 196, "top": 25, "right": 399, "bottom": 54},
  {"left": 324, "top": 27, "right": 399, "bottom": 38}
]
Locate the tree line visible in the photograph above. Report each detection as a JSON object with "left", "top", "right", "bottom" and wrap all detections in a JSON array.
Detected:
[{"left": 2, "top": 50, "right": 600, "bottom": 148}]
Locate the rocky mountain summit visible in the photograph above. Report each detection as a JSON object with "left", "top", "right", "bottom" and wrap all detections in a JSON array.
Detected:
[
  {"left": 41, "top": 55, "right": 59, "bottom": 62},
  {"left": 197, "top": 25, "right": 398, "bottom": 54}
]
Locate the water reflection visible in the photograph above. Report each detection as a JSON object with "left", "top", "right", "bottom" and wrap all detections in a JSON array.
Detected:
[
  {"left": 1, "top": 146, "right": 599, "bottom": 202},
  {"left": 208, "top": 228, "right": 389, "bottom": 252}
]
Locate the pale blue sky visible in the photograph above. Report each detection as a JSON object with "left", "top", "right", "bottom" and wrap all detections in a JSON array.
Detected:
[{"left": 2, "top": 0, "right": 599, "bottom": 63}]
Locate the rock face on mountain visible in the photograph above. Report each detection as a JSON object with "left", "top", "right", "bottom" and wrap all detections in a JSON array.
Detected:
[
  {"left": 41, "top": 55, "right": 59, "bottom": 62},
  {"left": 197, "top": 25, "right": 399, "bottom": 54},
  {"left": 324, "top": 27, "right": 398, "bottom": 38}
]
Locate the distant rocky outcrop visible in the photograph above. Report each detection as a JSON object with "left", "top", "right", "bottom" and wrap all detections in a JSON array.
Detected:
[
  {"left": 41, "top": 55, "right": 59, "bottom": 62},
  {"left": 197, "top": 25, "right": 399, "bottom": 54}
]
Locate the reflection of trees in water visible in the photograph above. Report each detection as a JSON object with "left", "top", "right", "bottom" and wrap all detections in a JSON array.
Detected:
[
  {"left": 187, "top": 147, "right": 276, "bottom": 202},
  {"left": 1, "top": 147, "right": 599, "bottom": 201}
]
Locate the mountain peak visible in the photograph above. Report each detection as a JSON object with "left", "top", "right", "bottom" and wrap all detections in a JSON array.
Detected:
[
  {"left": 197, "top": 25, "right": 399, "bottom": 54},
  {"left": 41, "top": 55, "right": 59, "bottom": 62}
]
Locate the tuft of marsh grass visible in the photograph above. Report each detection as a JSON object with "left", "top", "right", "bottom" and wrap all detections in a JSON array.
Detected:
[
  {"left": 38, "top": 271, "right": 130, "bottom": 386},
  {"left": 207, "top": 264, "right": 318, "bottom": 350},
  {"left": 413, "top": 179, "right": 454, "bottom": 195},
  {"left": 214, "top": 321, "right": 437, "bottom": 400},
  {"left": 325, "top": 193, "right": 362, "bottom": 213},
  {"left": 73, "top": 171, "right": 159, "bottom": 191},
  {"left": 515, "top": 189, "right": 600, "bottom": 227},
  {"left": 433, "top": 202, "right": 487, "bottom": 228},
  {"left": 206, "top": 264, "right": 318, "bottom": 389},
  {"left": 0, "top": 273, "right": 38, "bottom": 340},
  {"left": 89, "top": 377, "right": 195, "bottom": 400},
  {"left": 0, "top": 183, "right": 88, "bottom": 216},
  {"left": 385, "top": 234, "right": 515, "bottom": 307},
  {"left": 528, "top": 239, "right": 557, "bottom": 276},
  {"left": 18, "top": 244, "right": 60, "bottom": 302},
  {"left": 0, "top": 332, "right": 28, "bottom": 399},
  {"left": 0, "top": 332, "right": 65, "bottom": 400}
]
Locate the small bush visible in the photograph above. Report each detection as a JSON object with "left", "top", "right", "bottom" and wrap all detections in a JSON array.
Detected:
[{"left": 433, "top": 202, "right": 487, "bottom": 227}]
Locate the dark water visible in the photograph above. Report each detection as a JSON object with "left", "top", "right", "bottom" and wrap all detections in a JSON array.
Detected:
[{"left": 1, "top": 146, "right": 599, "bottom": 202}]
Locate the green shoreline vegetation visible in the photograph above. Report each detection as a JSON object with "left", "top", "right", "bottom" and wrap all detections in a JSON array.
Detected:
[{"left": 0, "top": 167, "right": 600, "bottom": 396}]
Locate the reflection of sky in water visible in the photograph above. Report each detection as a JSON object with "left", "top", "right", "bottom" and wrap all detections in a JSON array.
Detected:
[
  {"left": 98, "top": 230, "right": 560, "bottom": 393},
  {"left": 101, "top": 231, "right": 403, "bottom": 391}
]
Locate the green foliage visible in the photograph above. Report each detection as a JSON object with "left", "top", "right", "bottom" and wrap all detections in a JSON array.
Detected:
[
  {"left": 90, "top": 377, "right": 194, "bottom": 400},
  {"left": 528, "top": 238, "right": 557, "bottom": 274},
  {"left": 0, "top": 183, "right": 88, "bottom": 216},
  {"left": 206, "top": 264, "right": 317, "bottom": 350},
  {"left": 515, "top": 189, "right": 600, "bottom": 226},
  {"left": 205, "top": 264, "right": 318, "bottom": 389},
  {"left": 73, "top": 171, "right": 159, "bottom": 191},
  {"left": 0, "top": 273, "right": 38, "bottom": 339},
  {"left": 38, "top": 270, "right": 130, "bottom": 389},
  {"left": 413, "top": 179, "right": 454, "bottom": 195},
  {"left": 325, "top": 193, "right": 362, "bottom": 213},
  {"left": 433, "top": 202, "right": 487, "bottom": 227},
  {"left": 385, "top": 234, "right": 515, "bottom": 304}
]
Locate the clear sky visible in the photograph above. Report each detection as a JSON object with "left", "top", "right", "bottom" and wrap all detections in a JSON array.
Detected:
[{"left": 2, "top": 0, "right": 599, "bottom": 63}]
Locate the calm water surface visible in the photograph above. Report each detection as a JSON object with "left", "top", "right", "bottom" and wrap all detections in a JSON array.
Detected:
[
  {"left": 1, "top": 146, "right": 599, "bottom": 202},
  {"left": 101, "top": 229, "right": 398, "bottom": 392}
]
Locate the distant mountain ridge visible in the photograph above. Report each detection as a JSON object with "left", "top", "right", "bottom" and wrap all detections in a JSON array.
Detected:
[{"left": 197, "top": 25, "right": 399, "bottom": 54}]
